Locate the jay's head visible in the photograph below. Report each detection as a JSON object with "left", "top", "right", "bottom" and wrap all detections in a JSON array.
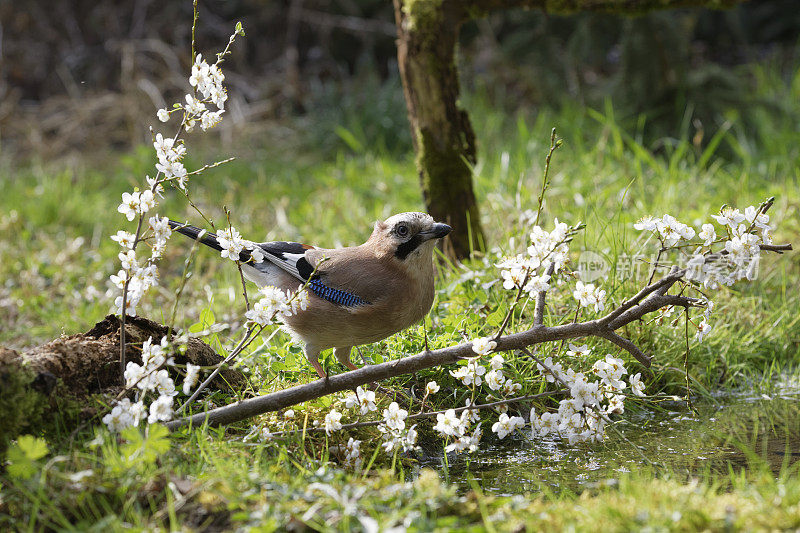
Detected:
[{"left": 368, "top": 212, "right": 451, "bottom": 261}]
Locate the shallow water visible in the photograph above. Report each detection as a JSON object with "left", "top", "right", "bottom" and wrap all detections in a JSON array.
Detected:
[{"left": 440, "top": 384, "right": 800, "bottom": 496}]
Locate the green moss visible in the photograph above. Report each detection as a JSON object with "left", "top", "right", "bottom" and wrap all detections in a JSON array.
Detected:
[
  {"left": 402, "top": 0, "right": 444, "bottom": 33},
  {"left": 0, "top": 355, "right": 48, "bottom": 457},
  {"left": 416, "top": 125, "right": 483, "bottom": 254}
]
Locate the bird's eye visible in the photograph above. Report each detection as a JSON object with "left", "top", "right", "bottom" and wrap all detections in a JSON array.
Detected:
[{"left": 396, "top": 224, "right": 409, "bottom": 237}]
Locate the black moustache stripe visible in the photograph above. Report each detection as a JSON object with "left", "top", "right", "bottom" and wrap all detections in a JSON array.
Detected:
[{"left": 394, "top": 234, "right": 424, "bottom": 260}]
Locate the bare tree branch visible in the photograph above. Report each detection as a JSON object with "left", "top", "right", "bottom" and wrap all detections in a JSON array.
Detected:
[{"left": 595, "top": 330, "right": 650, "bottom": 366}]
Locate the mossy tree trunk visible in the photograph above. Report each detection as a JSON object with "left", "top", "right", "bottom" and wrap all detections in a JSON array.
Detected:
[
  {"left": 393, "top": 0, "right": 483, "bottom": 260},
  {"left": 392, "top": 0, "right": 740, "bottom": 261}
]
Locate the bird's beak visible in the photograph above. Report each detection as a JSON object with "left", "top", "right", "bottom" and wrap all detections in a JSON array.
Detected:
[{"left": 420, "top": 222, "right": 452, "bottom": 240}]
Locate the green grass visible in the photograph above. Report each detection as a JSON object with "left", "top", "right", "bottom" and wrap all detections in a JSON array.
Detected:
[
  {"left": 3, "top": 425, "right": 800, "bottom": 531},
  {"left": 1, "top": 60, "right": 800, "bottom": 529}
]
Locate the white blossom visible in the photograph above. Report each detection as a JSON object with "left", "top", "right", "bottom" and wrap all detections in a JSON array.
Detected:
[
  {"left": 566, "top": 343, "right": 590, "bottom": 358},
  {"left": 138, "top": 190, "right": 156, "bottom": 215},
  {"left": 102, "top": 398, "right": 141, "bottom": 432},
  {"left": 489, "top": 354, "right": 505, "bottom": 370},
  {"left": 711, "top": 206, "right": 745, "bottom": 227},
  {"left": 111, "top": 230, "right": 136, "bottom": 249},
  {"left": 485, "top": 369, "right": 506, "bottom": 391},
  {"left": 491, "top": 413, "right": 525, "bottom": 439},
  {"left": 200, "top": 110, "right": 224, "bottom": 131},
  {"left": 534, "top": 411, "right": 560, "bottom": 437},
  {"left": 183, "top": 363, "right": 201, "bottom": 395},
  {"left": 605, "top": 394, "right": 625, "bottom": 414},
  {"left": 344, "top": 387, "right": 376, "bottom": 415},
  {"left": 425, "top": 381, "right": 440, "bottom": 395},
  {"left": 343, "top": 438, "right": 362, "bottom": 469},
  {"left": 695, "top": 318, "right": 713, "bottom": 342},
  {"left": 570, "top": 379, "right": 602, "bottom": 409},
  {"left": 573, "top": 281, "right": 606, "bottom": 312},
  {"left": 147, "top": 395, "right": 174, "bottom": 424},
  {"left": 450, "top": 358, "right": 486, "bottom": 386},
  {"left": 289, "top": 286, "right": 310, "bottom": 315},
  {"left": 503, "top": 380, "right": 522, "bottom": 395},
  {"left": 698, "top": 223, "right": 716, "bottom": 246},
  {"left": 536, "top": 356, "right": 563, "bottom": 383},
  {"left": 118, "top": 192, "right": 141, "bottom": 221},
  {"left": 382, "top": 402, "right": 408, "bottom": 431},
  {"left": 217, "top": 226, "right": 245, "bottom": 261},
  {"left": 471, "top": 337, "right": 497, "bottom": 356},
  {"left": 184, "top": 93, "right": 206, "bottom": 115},
  {"left": 115, "top": 294, "right": 138, "bottom": 316},
  {"left": 124, "top": 362, "right": 145, "bottom": 388},
  {"left": 592, "top": 355, "right": 627, "bottom": 391},
  {"left": 633, "top": 215, "right": 658, "bottom": 232},
  {"left": 118, "top": 250, "right": 138, "bottom": 272},
  {"left": 245, "top": 286, "right": 293, "bottom": 325},
  {"left": 629, "top": 373, "right": 646, "bottom": 397},
  {"left": 324, "top": 410, "right": 343, "bottom": 435},
  {"left": 433, "top": 409, "right": 462, "bottom": 437}
]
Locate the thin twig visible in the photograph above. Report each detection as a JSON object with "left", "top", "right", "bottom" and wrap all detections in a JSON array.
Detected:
[
  {"left": 534, "top": 128, "right": 560, "bottom": 228},
  {"left": 225, "top": 207, "right": 251, "bottom": 313},
  {"left": 533, "top": 263, "right": 556, "bottom": 326},
  {"left": 119, "top": 215, "right": 146, "bottom": 374},
  {"left": 191, "top": 0, "right": 198, "bottom": 63},
  {"left": 684, "top": 307, "right": 695, "bottom": 413},
  {"left": 178, "top": 324, "right": 260, "bottom": 412}
]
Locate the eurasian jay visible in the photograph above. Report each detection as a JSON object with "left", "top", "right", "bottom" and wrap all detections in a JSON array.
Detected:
[{"left": 169, "top": 212, "right": 451, "bottom": 378}]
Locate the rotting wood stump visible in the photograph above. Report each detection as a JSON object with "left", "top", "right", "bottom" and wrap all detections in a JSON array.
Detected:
[{"left": 0, "top": 315, "right": 245, "bottom": 449}]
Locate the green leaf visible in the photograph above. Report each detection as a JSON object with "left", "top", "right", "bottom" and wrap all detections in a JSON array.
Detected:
[
  {"left": 285, "top": 350, "right": 297, "bottom": 369},
  {"left": 199, "top": 307, "right": 215, "bottom": 327},
  {"left": 6, "top": 450, "right": 36, "bottom": 479},
  {"left": 17, "top": 434, "right": 49, "bottom": 460},
  {"left": 6, "top": 435, "right": 49, "bottom": 479},
  {"left": 146, "top": 424, "right": 171, "bottom": 456},
  {"left": 120, "top": 424, "right": 171, "bottom": 466}
]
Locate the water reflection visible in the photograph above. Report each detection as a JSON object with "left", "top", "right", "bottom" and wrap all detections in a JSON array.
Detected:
[{"left": 433, "top": 387, "right": 800, "bottom": 496}]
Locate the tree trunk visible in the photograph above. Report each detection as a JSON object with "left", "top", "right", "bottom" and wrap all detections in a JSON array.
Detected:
[{"left": 393, "top": 0, "right": 484, "bottom": 260}]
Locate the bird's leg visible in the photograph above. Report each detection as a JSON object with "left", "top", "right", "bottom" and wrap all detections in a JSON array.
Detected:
[
  {"left": 304, "top": 344, "right": 327, "bottom": 379},
  {"left": 334, "top": 346, "right": 359, "bottom": 371},
  {"left": 355, "top": 346, "right": 371, "bottom": 365},
  {"left": 422, "top": 316, "right": 430, "bottom": 352}
]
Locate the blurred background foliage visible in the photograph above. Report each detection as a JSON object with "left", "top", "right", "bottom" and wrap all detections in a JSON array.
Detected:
[{"left": 1, "top": 0, "right": 798, "bottom": 161}]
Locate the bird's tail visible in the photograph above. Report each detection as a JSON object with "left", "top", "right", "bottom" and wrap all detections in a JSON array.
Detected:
[
  {"left": 168, "top": 220, "right": 223, "bottom": 252},
  {"left": 168, "top": 220, "right": 260, "bottom": 264}
]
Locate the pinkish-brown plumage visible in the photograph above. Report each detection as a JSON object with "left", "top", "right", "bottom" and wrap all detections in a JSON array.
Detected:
[{"left": 171, "top": 212, "right": 450, "bottom": 377}]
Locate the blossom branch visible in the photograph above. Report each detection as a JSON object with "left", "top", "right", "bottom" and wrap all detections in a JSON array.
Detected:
[
  {"left": 264, "top": 389, "right": 569, "bottom": 438},
  {"left": 163, "top": 246, "right": 794, "bottom": 432}
]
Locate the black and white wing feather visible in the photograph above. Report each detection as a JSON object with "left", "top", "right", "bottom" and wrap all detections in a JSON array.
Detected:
[
  {"left": 168, "top": 221, "right": 368, "bottom": 307},
  {"left": 168, "top": 220, "right": 316, "bottom": 283}
]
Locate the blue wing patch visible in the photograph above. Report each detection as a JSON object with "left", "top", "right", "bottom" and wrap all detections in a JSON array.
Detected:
[{"left": 308, "top": 278, "right": 368, "bottom": 307}]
